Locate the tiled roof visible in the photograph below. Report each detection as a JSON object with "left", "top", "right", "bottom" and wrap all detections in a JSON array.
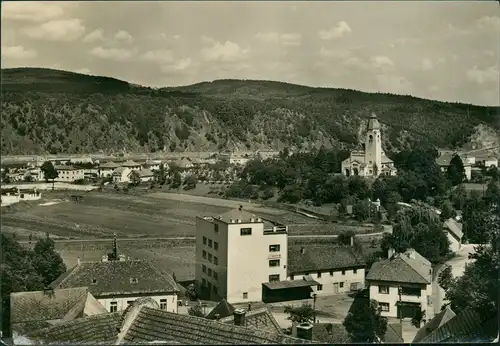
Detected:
[
  {"left": 175, "top": 158, "right": 192, "bottom": 168},
  {"left": 122, "top": 160, "right": 141, "bottom": 167},
  {"left": 443, "top": 218, "right": 463, "bottom": 240},
  {"left": 413, "top": 306, "right": 456, "bottom": 343},
  {"left": 366, "top": 252, "right": 430, "bottom": 285},
  {"left": 49, "top": 260, "right": 179, "bottom": 296},
  {"left": 139, "top": 168, "right": 154, "bottom": 177},
  {"left": 311, "top": 322, "right": 403, "bottom": 343},
  {"left": 122, "top": 307, "right": 311, "bottom": 344},
  {"left": 419, "top": 307, "right": 498, "bottom": 343},
  {"left": 399, "top": 249, "right": 432, "bottom": 282},
  {"left": 287, "top": 245, "right": 365, "bottom": 274},
  {"left": 54, "top": 165, "right": 78, "bottom": 171},
  {"left": 206, "top": 299, "right": 235, "bottom": 320},
  {"left": 113, "top": 167, "right": 127, "bottom": 175},
  {"left": 10, "top": 287, "right": 89, "bottom": 325},
  {"left": 435, "top": 153, "right": 454, "bottom": 166},
  {"left": 27, "top": 312, "right": 122, "bottom": 345},
  {"left": 99, "top": 161, "right": 119, "bottom": 169},
  {"left": 219, "top": 307, "right": 282, "bottom": 335}
]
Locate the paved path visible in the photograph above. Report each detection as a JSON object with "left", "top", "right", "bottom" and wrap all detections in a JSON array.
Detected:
[{"left": 18, "top": 232, "right": 385, "bottom": 244}]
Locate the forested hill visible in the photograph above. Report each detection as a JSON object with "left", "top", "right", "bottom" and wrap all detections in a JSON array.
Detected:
[{"left": 1, "top": 67, "right": 499, "bottom": 155}]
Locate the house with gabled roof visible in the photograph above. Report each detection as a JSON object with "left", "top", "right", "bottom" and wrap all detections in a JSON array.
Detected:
[
  {"left": 205, "top": 299, "right": 235, "bottom": 320},
  {"left": 285, "top": 243, "right": 366, "bottom": 298},
  {"left": 442, "top": 217, "right": 463, "bottom": 253},
  {"left": 218, "top": 306, "right": 282, "bottom": 335},
  {"left": 366, "top": 248, "right": 433, "bottom": 319},
  {"left": 49, "top": 239, "right": 179, "bottom": 314},
  {"left": 112, "top": 166, "right": 131, "bottom": 183},
  {"left": 9, "top": 287, "right": 107, "bottom": 338},
  {"left": 23, "top": 298, "right": 313, "bottom": 345},
  {"left": 412, "top": 305, "right": 456, "bottom": 342},
  {"left": 416, "top": 306, "right": 498, "bottom": 343},
  {"left": 99, "top": 161, "right": 119, "bottom": 177},
  {"left": 121, "top": 160, "right": 142, "bottom": 170}
]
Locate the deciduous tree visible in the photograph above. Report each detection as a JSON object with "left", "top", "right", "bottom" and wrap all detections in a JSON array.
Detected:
[
  {"left": 40, "top": 161, "right": 59, "bottom": 190},
  {"left": 284, "top": 303, "right": 315, "bottom": 324},
  {"left": 446, "top": 154, "right": 466, "bottom": 186},
  {"left": 343, "top": 299, "right": 388, "bottom": 343}
]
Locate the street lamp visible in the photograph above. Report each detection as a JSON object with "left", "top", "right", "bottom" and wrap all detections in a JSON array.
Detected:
[{"left": 311, "top": 292, "right": 317, "bottom": 323}]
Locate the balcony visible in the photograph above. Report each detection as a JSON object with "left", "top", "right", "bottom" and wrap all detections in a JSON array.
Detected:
[
  {"left": 263, "top": 226, "right": 288, "bottom": 235},
  {"left": 268, "top": 253, "right": 282, "bottom": 260}
]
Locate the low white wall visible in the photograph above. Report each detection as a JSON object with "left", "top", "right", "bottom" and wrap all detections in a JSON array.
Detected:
[{"left": 1, "top": 183, "right": 98, "bottom": 191}]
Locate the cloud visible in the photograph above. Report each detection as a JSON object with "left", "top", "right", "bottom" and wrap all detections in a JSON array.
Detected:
[
  {"left": 90, "top": 46, "right": 134, "bottom": 61},
  {"left": 318, "top": 21, "right": 352, "bottom": 40},
  {"left": 421, "top": 58, "right": 434, "bottom": 71},
  {"left": 201, "top": 40, "right": 249, "bottom": 62},
  {"left": 23, "top": 19, "right": 86, "bottom": 42},
  {"left": 114, "top": 30, "right": 133, "bottom": 42},
  {"left": 74, "top": 68, "right": 91, "bottom": 75},
  {"left": 141, "top": 49, "right": 174, "bottom": 64},
  {"left": 254, "top": 32, "right": 302, "bottom": 46},
  {"left": 319, "top": 47, "right": 351, "bottom": 59},
  {"left": 1, "top": 45, "right": 37, "bottom": 59},
  {"left": 2, "top": 2, "right": 64, "bottom": 22},
  {"left": 161, "top": 57, "right": 192, "bottom": 72},
  {"left": 173, "top": 35, "right": 181, "bottom": 40},
  {"left": 476, "top": 16, "right": 500, "bottom": 31},
  {"left": 370, "top": 56, "right": 394, "bottom": 68},
  {"left": 466, "top": 66, "right": 499, "bottom": 84},
  {"left": 343, "top": 57, "right": 367, "bottom": 69},
  {"left": 83, "top": 29, "right": 105, "bottom": 43},
  {"left": 376, "top": 75, "right": 413, "bottom": 95}
]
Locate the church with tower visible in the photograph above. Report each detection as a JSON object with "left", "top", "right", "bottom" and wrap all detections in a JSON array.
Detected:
[{"left": 341, "top": 113, "right": 397, "bottom": 177}]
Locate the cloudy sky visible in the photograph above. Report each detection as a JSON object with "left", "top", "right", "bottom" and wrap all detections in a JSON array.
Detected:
[{"left": 1, "top": 1, "right": 499, "bottom": 106}]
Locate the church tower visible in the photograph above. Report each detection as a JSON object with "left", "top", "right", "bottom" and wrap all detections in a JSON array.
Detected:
[{"left": 364, "top": 113, "right": 382, "bottom": 176}]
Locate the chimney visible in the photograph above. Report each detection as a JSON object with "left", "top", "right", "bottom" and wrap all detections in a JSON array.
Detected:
[
  {"left": 296, "top": 322, "right": 314, "bottom": 341},
  {"left": 350, "top": 236, "right": 354, "bottom": 247},
  {"left": 248, "top": 303, "right": 252, "bottom": 311},
  {"left": 300, "top": 247, "right": 305, "bottom": 254},
  {"left": 214, "top": 313, "right": 220, "bottom": 320},
  {"left": 77, "top": 257, "right": 81, "bottom": 265},
  {"left": 233, "top": 308, "right": 246, "bottom": 326},
  {"left": 43, "top": 287, "right": 55, "bottom": 297},
  {"left": 239, "top": 205, "right": 243, "bottom": 211},
  {"left": 388, "top": 248, "right": 395, "bottom": 259}
]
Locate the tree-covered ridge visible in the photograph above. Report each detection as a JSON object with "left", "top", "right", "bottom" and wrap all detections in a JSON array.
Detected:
[{"left": 1, "top": 68, "right": 499, "bottom": 155}]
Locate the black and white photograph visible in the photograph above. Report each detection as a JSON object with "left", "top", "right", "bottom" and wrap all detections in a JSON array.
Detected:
[{"left": 0, "top": 1, "right": 499, "bottom": 345}]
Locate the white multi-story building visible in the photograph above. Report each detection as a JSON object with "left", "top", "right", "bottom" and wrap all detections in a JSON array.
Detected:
[
  {"left": 195, "top": 208, "right": 288, "bottom": 304},
  {"left": 54, "top": 165, "right": 85, "bottom": 182},
  {"left": 366, "top": 248, "right": 433, "bottom": 319}
]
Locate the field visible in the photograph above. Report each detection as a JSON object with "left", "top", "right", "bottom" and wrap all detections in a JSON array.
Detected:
[{"left": 2, "top": 190, "right": 370, "bottom": 240}]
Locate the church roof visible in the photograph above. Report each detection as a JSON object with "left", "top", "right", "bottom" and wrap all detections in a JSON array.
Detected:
[{"left": 367, "top": 113, "right": 381, "bottom": 130}]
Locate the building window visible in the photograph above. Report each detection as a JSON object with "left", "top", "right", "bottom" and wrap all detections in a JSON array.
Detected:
[
  {"left": 269, "top": 274, "right": 280, "bottom": 282},
  {"left": 329, "top": 270, "right": 334, "bottom": 276},
  {"left": 214, "top": 242, "right": 219, "bottom": 250},
  {"left": 127, "top": 300, "right": 134, "bottom": 306},
  {"left": 208, "top": 268, "right": 212, "bottom": 277},
  {"left": 290, "top": 275, "right": 294, "bottom": 280},
  {"left": 213, "top": 286, "right": 218, "bottom": 294},
  {"left": 213, "top": 271, "right": 218, "bottom": 280},
  {"left": 240, "top": 228, "right": 252, "bottom": 236},
  {"left": 243, "top": 292, "right": 248, "bottom": 299},
  {"left": 400, "top": 286, "right": 421, "bottom": 297},
  {"left": 340, "top": 282, "right": 344, "bottom": 288},
  {"left": 269, "top": 244, "right": 280, "bottom": 252},
  {"left": 156, "top": 298, "right": 166, "bottom": 310},
  {"left": 203, "top": 250, "right": 207, "bottom": 259},
  {"left": 208, "top": 253, "right": 213, "bottom": 262},
  {"left": 214, "top": 256, "right": 218, "bottom": 265},
  {"left": 110, "top": 302, "right": 118, "bottom": 313},
  {"left": 202, "top": 278, "right": 206, "bottom": 287},
  {"left": 203, "top": 236, "right": 207, "bottom": 245},
  {"left": 269, "top": 259, "right": 280, "bottom": 267},
  {"left": 207, "top": 282, "right": 212, "bottom": 291},
  {"left": 379, "top": 303, "right": 390, "bottom": 312},
  {"left": 317, "top": 272, "right": 322, "bottom": 278},
  {"left": 379, "top": 285, "right": 389, "bottom": 294},
  {"left": 341, "top": 270, "right": 346, "bottom": 275},
  {"left": 91, "top": 278, "right": 97, "bottom": 285},
  {"left": 353, "top": 269, "right": 357, "bottom": 274},
  {"left": 202, "top": 265, "right": 207, "bottom": 273},
  {"left": 317, "top": 284, "right": 323, "bottom": 291},
  {"left": 208, "top": 239, "right": 213, "bottom": 247},
  {"left": 214, "top": 223, "right": 219, "bottom": 233}
]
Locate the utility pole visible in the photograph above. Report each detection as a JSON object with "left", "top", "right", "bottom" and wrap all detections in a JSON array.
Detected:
[
  {"left": 398, "top": 286, "right": 403, "bottom": 326},
  {"left": 312, "top": 293, "right": 317, "bottom": 323}
]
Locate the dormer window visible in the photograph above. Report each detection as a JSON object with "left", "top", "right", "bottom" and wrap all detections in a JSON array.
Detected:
[
  {"left": 130, "top": 278, "right": 138, "bottom": 284},
  {"left": 91, "top": 278, "right": 97, "bottom": 285}
]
